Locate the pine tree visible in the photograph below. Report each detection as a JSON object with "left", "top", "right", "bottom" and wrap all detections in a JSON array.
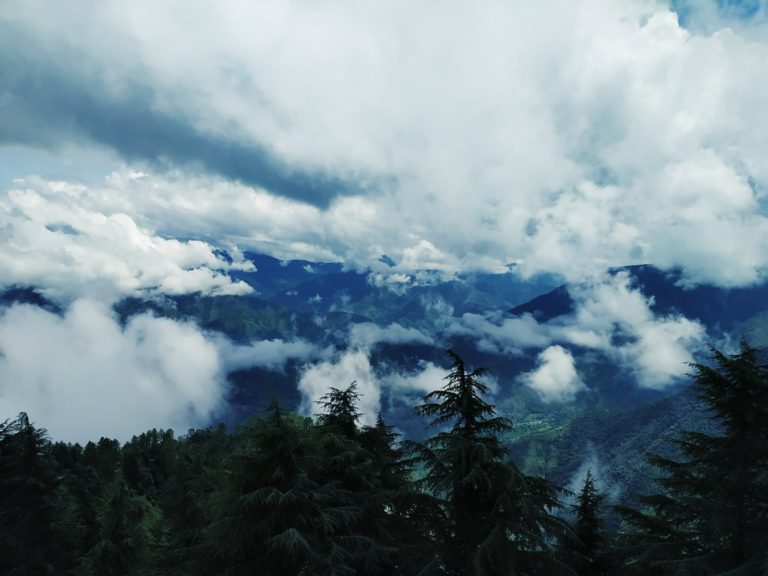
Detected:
[
  {"left": 0, "top": 412, "right": 69, "bottom": 574},
  {"left": 314, "top": 384, "right": 399, "bottom": 575},
  {"left": 317, "top": 382, "right": 362, "bottom": 439},
  {"left": 200, "top": 397, "right": 380, "bottom": 575},
  {"left": 566, "top": 470, "right": 610, "bottom": 576},
  {"left": 616, "top": 342, "right": 768, "bottom": 574},
  {"left": 413, "top": 350, "right": 569, "bottom": 576},
  {"left": 360, "top": 413, "right": 443, "bottom": 574},
  {"left": 199, "top": 400, "right": 314, "bottom": 574},
  {"left": 156, "top": 423, "right": 231, "bottom": 575},
  {"left": 80, "top": 473, "right": 148, "bottom": 576}
]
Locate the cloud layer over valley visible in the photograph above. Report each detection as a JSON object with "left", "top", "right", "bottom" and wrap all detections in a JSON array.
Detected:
[
  {"left": 0, "top": 300, "right": 224, "bottom": 442},
  {"left": 0, "top": 0, "right": 763, "bottom": 438},
  {"left": 0, "top": 298, "right": 330, "bottom": 442},
  {"left": 452, "top": 272, "right": 706, "bottom": 396}
]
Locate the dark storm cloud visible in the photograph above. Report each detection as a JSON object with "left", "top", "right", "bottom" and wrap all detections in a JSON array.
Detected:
[{"left": 0, "top": 27, "right": 351, "bottom": 207}]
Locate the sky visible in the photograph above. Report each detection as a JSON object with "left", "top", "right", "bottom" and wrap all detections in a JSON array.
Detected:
[{"left": 1, "top": 0, "right": 767, "bottom": 440}]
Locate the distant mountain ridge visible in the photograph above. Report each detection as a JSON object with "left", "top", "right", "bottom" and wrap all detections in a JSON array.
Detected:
[
  {"left": 511, "top": 264, "right": 768, "bottom": 334},
  {"left": 3, "top": 256, "right": 768, "bottom": 510}
]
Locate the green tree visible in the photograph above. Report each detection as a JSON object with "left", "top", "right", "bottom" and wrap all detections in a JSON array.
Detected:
[
  {"left": 564, "top": 470, "right": 610, "bottom": 576},
  {"left": 200, "top": 398, "right": 377, "bottom": 575},
  {"left": 616, "top": 342, "right": 768, "bottom": 574},
  {"left": 413, "top": 350, "right": 569, "bottom": 576},
  {"left": 313, "top": 383, "right": 440, "bottom": 574},
  {"left": 359, "top": 413, "right": 443, "bottom": 574},
  {"left": 79, "top": 470, "right": 162, "bottom": 576},
  {"left": 314, "top": 384, "right": 399, "bottom": 575},
  {"left": 0, "top": 412, "right": 72, "bottom": 575},
  {"left": 317, "top": 382, "right": 363, "bottom": 439}
]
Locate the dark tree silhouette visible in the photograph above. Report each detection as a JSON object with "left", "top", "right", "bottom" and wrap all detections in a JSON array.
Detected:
[
  {"left": 316, "top": 381, "right": 362, "bottom": 439},
  {"left": 616, "top": 342, "right": 768, "bottom": 574},
  {"left": 565, "top": 470, "right": 611, "bottom": 575},
  {"left": 0, "top": 413, "right": 71, "bottom": 574},
  {"left": 413, "top": 350, "right": 570, "bottom": 576}
]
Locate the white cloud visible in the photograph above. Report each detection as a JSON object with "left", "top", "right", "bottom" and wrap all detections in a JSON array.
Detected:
[
  {"left": 217, "top": 338, "right": 322, "bottom": 373},
  {"left": 385, "top": 360, "right": 499, "bottom": 397},
  {"left": 400, "top": 240, "right": 457, "bottom": 272},
  {"left": 385, "top": 361, "right": 448, "bottom": 395},
  {"left": 447, "top": 312, "right": 551, "bottom": 355},
  {"left": 563, "top": 272, "right": 705, "bottom": 387},
  {"left": 0, "top": 300, "right": 226, "bottom": 443},
  {"left": 348, "top": 322, "right": 433, "bottom": 349},
  {"left": 619, "top": 315, "right": 704, "bottom": 389},
  {"left": 3, "top": 1, "right": 768, "bottom": 286},
  {"left": 367, "top": 272, "right": 412, "bottom": 295},
  {"left": 0, "top": 179, "right": 252, "bottom": 302},
  {"left": 297, "top": 350, "right": 379, "bottom": 426},
  {"left": 522, "top": 345, "right": 585, "bottom": 402},
  {"left": 450, "top": 272, "right": 706, "bottom": 391},
  {"left": 418, "top": 294, "right": 456, "bottom": 332},
  {"left": 294, "top": 321, "right": 435, "bottom": 423},
  {"left": 0, "top": 0, "right": 761, "bottom": 441}
]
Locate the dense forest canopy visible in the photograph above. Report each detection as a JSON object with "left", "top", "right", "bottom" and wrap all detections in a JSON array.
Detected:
[{"left": 1, "top": 345, "right": 767, "bottom": 575}]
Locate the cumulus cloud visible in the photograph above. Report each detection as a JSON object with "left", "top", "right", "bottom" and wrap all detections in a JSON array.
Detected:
[
  {"left": 2, "top": 1, "right": 768, "bottom": 286},
  {"left": 447, "top": 312, "right": 551, "bottom": 355},
  {"left": 0, "top": 0, "right": 763, "bottom": 440},
  {"left": 297, "top": 350, "right": 380, "bottom": 426},
  {"left": 385, "top": 360, "right": 499, "bottom": 397},
  {"left": 563, "top": 272, "right": 705, "bottom": 388},
  {"left": 0, "top": 300, "right": 226, "bottom": 443},
  {"left": 385, "top": 362, "right": 448, "bottom": 395},
  {"left": 367, "top": 272, "right": 413, "bottom": 295},
  {"left": 295, "top": 321, "right": 437, "bottom": 423},
  {"left": 522, "top": 346, "right": 585, "bottom": 402},
  {"left": 217, "top": 338, "right": 322, "bottom": 373},
  {"left": 454, "top": 272, "right": 706, "bottom": 391},
  {"left": 0, "top": 178, "right": 252, "bottom": 301}
]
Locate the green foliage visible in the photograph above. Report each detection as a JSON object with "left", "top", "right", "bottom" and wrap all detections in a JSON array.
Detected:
[
  {"left": 0, "top": 413, "right": 71, "bottom": 574},
  {"left": 5, "top": 345, "right": 766, "bottom": 574},
  {"left": 574, "top": 471, "right": 603, "bottom": 561},
  {"left": 313, "top": 386, "right": 436, "bottom": 575},
  {"left": 560, "top": 470, "right": 612, "bottom": 576},
  {"left": 198, "top": 400, "right": 332, "bottom": 574},
  {"left": 197, "top": 393, "right": 422, "bottom": 575},
  {"left": 317, "top": 382, "right": 363, "bottom": 438},
  {"left": 616, "top": 342, "right": 768, "bottom": 574},
  {"left": 413, "top": 350, "right": 570, "bottom": 576},
  {"left": 79, "top": 474, "right": 148, "bottom": 576}
]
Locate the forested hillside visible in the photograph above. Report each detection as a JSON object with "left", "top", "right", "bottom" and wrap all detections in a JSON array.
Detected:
[{"left": 2, "top": 346, "right": 766, "bottom": 575}]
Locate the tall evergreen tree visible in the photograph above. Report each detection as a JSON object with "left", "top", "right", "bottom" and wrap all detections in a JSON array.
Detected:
[
  {"left": 200, "top": 397, "right": 379, "bottom": 575},
  {"left": 317, "top": 382, "right": 362, "bottom": 439},
  {"left": 314, "top": 384, "right": 400, "bottom": 575},
  {"left": 80, "top": 473, "right": 149, "bottom": 576},
  {"left": 360, "top": 413, "right": 443, "bottom": 575},
  {"left": 199, "top": 400, "right": 315, "bottom": 574},
  {"left": 564, "top": 470, "right": 610, "bottom": 576},
  {"left": 413, "top": 350, "right": 569, "bottom": 576},
  {"left": 0, "top": 413, "right": 69, "bottom": 575},
  {"left": 616, "top": 342, "right": 768, "bottom": 574}
]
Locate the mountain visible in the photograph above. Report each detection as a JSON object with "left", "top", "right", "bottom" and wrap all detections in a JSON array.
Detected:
[
  {"left": 512, "top": 264, "right": 768, "bottom": 332},
  {"left": 106, "top": 254, "right": 768, "bottom": 424},
  {"left": 0, "top": 286, "right": 61, "bottom": 313},
  {"left": 103, "top": 258, "right": 768, "bottom": 441},
  {"left": 4, "top": 255, "right": 768, "bottom": 511}
]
